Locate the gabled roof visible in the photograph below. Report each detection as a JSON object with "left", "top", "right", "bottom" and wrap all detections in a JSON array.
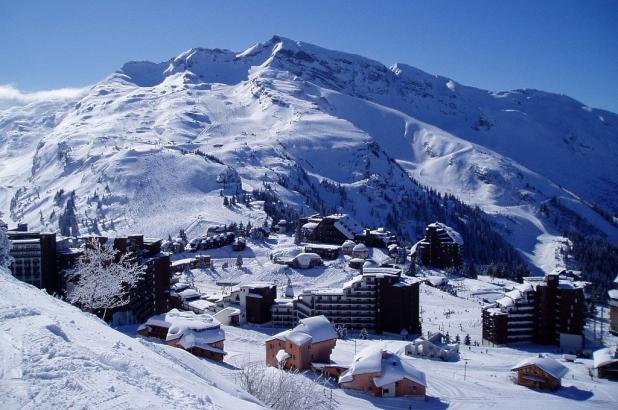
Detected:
[
  {"left": 511, "top": 356, "right": 568, "bottom": 380},
  {"left": 339, "top": 345, "right": 426, "bottom": 387},
  {"left": 593, "top": 347, "right": 618, "bottom": 368},
  {"left": 267, "top": 315, "right": 337, "bottom": 346},
  {"left": 139, "top": 309, "right": 225, "bottom": 348}
]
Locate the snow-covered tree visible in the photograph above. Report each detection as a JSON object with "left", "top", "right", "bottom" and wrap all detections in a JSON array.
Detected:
[
  {"left": 0, "top": 212, "right": 12, "bottom": 269},
  {"left": 67, "top": 239, "right": 144, "bottom": 320},
  {"left": 235, "top": 362, "right": 335, "bottom": 410},
  {"left": 464, "top": 334, "right": 471, "bottom": 346}
]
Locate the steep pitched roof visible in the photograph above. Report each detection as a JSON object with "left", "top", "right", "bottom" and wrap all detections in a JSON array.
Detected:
[
  {"left": 267, "top": 315, "right": 337, "bottom": 346},
  {"left": 511, "top": 356, "right": 568, "bottom": 380}
]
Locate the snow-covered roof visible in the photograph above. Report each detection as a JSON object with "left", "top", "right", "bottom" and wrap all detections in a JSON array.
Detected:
[
  {"left": 140, "top": 309, "right": 225, "bottom": 348},
  {"left": 593, "top": 347, "right": 618, "bottom": 368},
  {"left": 267, "top": 315, "right": 336, "bottom": 346},
  {"left": 293, "top": 252, "right": 322, "bottom": 268},
  {"left": 339, "top": 345, "right": 426, "bottom": 387},
  {"left": 302, "top": 222, "right": 319, "bottom": 230},
  {"left": 511, "top": 356, "right": 568, "bottom": 380},
  {"left": 342, "top": 240, "right": 356, "bottom": 249},
  {"left": 428, "top": 222, "right": 464, "bottom": 245},
  {"left": 330, "top": 214, "right": 363, "bottom": 240},
  {"left": 362, "top": 267, "right": 401, "bottom": 277},
  {"left": 352, "top": 243, "right": 368, "bottom": 252},
  {"left": 187, "top": 299, "right": 215, "bottom": 311},
  {"left": 178, "top": 288, "right": 201, "bottom": 300},
  {"left": 607, "top": 289, "right": 618, "bottom": 300}
]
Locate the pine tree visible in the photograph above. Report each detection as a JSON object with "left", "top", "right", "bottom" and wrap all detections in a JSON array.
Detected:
[
  {"left": 236, "top": 254, "right": 243, "bottom": 268},
  {"left": 464, "top": 334, "right": 471, "bottom": 346},
  {"left": 455, "top": 334, "right": 461, "bottom": 343}
]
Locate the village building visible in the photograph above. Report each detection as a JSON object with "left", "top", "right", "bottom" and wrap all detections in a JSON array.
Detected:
[
  {"left": 341, "top": 240, "right": 356, "bottom": 256},
  {"left": 240, "top": 283, "right": 277, "bottom": 324},
  {"left": 291, "top": 267, "right": 420, "bottom": 334},
  {"left": 351, "top": 243, "right": 369, "bottom": 259},
  {"left": 288, "top": 252, "right": 323, "bottom": 269},
  {"left": 213, "top": 307, "right": 241, "bottom": 326},
  {"left": 348, "top": 257, "right": 365, "bottom": 270},
  {"left": 303, "top": 243, "right": 340, "bottom": 260},
  {"left": 170, "top": 255, "right": 211, "bottom": 273},
  {"left": 510, "top": 356, "right": 568, "bottom": 390},
  {"left": 405, "top": 331, "right": 460, "bottom": 362},
  {"left": 306, "top": 214, "right": 364, "bottom": 245},
  {"left": 593, "top": 347, "right": 618, "bottom": 379},
  {"left": 413, "top": 222, "right": 463, "bottom": 270},
  {"left": 272, "top": 298, "right": 296, "bottom": 328},
  {"left": 482, "top": 273, "right": 588, "bottom": 351},
  {"left": 7, "top": 224, "right": 59, "bottom": 294},
  {"left": 232, "top": 237, "right": 247, "bottom": 251},
  {"left": 339, "top": 345, "right": 427, "bottom": 398},
  {"left": 357, "top": 227, "right": 397, "bottom": 248},
  {"left": 265, "top": 315, "right": 337, "bottom": 371},
  {"left": 138, "top": 309, "right": 226, "bottom": 361}
]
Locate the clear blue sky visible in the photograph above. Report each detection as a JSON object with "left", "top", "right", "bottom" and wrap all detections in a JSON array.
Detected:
[{"left": 1, "top": 0, "right": 617, "bottom": 112}]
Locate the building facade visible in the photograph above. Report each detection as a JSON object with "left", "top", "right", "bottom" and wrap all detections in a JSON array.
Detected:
[
  {"left": 482, "top": 273, "right": 588, "bottom": 350},
  {"left": 276, "top": 268, "right": 420, "bottom": 335},
  {"left": 414, "top": 222, "right": 463, "bottom": 270},
  {"left": 7, "top": 225, "right": 59, "bottom": 293}
]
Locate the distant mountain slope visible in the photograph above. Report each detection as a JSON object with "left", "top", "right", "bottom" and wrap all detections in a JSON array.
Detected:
[
  {"left": 1, "top": 36, "right": 616, "bottom": 273},
  {"left": 0, "top": 267, "right": 264, "bottom": 409}
]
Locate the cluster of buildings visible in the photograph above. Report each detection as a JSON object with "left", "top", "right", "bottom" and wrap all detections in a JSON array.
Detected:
[
  {"left": 482, "top": 271, "right": 589, "bottom": 352},
  {"left": 6, "top": 224, "right": 172, "bottom": 326},
  {"left": 300, "top": 213, "right": 397, "bottom": 248},
  {"left": 265, "top": 315, "right": 428, "bottom": 399}
]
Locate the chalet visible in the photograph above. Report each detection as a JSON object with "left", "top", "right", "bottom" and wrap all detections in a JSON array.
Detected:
[
  {"left": 593, "top": 347, "right": 618, "bottom": 379},
  {"left": 303, "top": 244, "right": 340, "bottom": 260},
  {"left": 339, "top": 345, "right": 426, "bottom": 398},
  {"left": 405, "top": 331, "right": 460, "bottom": 362},
  {"left": 306, "top": 214, "right": 364, "bottom": 245},
  {"left": 265, "top": 315, "right": 338, "bottom": 371},
  {"left": 341, "top": 240, "right": 356, "bottom": 255},
  {"left": 288, "top": 252, "right": 323, "bottom": 269},
  {"left": 510, "top": 356, "right": 568, "bottom": 390},
  {"left": 414, "top": 222, "right": 463, "bottom": 270},
  {"left": 232, "top": 237, "right": 247, "bottom": 251},
  {"left": 351, "top": 243, "right": 369, "bottom": 259},
  {"left": 348, "top": 258, "right": 365, "bottom": 270},
  {"left": 138, "top": 309, "right": 226, "bottom": 361}
]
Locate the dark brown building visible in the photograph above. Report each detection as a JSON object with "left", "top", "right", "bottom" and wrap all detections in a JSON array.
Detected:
[
  {"left": 293, "top": 267, "right": 421, "bottom": 335},
  {"left": 240, "top": 283, "right": 277, "bottom": 324},
  {"left": 414, "top": 222, "right": 463, "bottom": 270},
  {"left": 482, "top": 273, "right": 588, "bottom": 351},
  {"left": 306, "top": 214, "right": 364, "bottom": 245},
  {"left": 7, "top": 225, "right": 59, "bottom": 294}
]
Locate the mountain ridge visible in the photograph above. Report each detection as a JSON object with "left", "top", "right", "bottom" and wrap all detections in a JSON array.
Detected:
[{"left": 1, "top": 36, "right": 616, "bottom": 274}]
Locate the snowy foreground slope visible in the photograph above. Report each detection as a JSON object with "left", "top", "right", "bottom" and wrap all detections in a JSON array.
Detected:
[
  {"left": 1, "top": 36, "right": 617, "bottom": 272},
  {"left": 0, "top": 267, "right": 265, "bottom": 410}
]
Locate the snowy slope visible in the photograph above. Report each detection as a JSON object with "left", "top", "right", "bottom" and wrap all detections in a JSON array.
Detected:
[
  {"left": 1, "top": 36, "right": 617, "bottom": 272},
  {"left": 0, "top": 267, "right": 265, "bottom": 410}
]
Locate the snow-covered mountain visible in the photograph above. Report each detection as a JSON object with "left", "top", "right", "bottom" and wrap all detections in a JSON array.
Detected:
[
  {"left": 0, "top": 267, "right": 265, "bottom": 409},
  {"left": 1, "top": 36, "right": 617, "bottom": 273}
]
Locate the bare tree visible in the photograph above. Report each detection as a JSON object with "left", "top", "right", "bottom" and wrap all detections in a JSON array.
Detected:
[
  {"left": 235, "top": 362, "right": 336, "bottom": 410},
  {"left": 67, "top": 239, "right": 144, "bottom": 320}
]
